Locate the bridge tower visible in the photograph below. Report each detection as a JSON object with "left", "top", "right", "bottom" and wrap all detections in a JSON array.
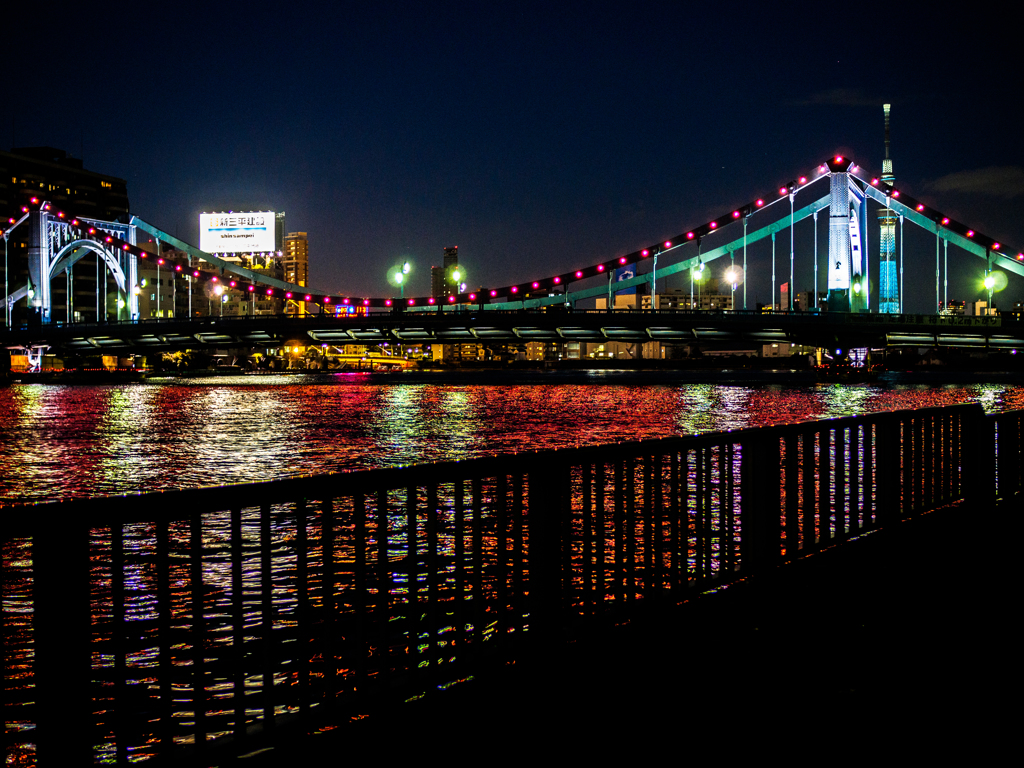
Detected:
[
  {"left": 825, "top": 155, "right": 869, "bottom": 313},
  {"left": 878, "top": 104, "right": 899, "bottom": 313},
  {"left": 24, "top": 209, "right": 139, "bottom": 323}
]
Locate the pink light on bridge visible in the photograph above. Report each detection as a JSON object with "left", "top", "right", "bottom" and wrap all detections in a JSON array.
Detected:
[
  {"left": 709, "top": 222, "right": 717, "bottom": 229},
  {"left": 942, "top": 218, "right": 950, "bottom": 225},
  {"left": 553, "top": 276, "right": 561, "bottom": 284},
  {"left": 967, "top": 230, "right": 975, "bottom": 237},
  {"left": 732, "top": 211, "right": 740, "bottom": 218},
  {"left": 798, "top": 176, "right": 807, "bottom": 184},
  {"left": 993, "top": 243, "right": 1001, "bottom": 250},
  {"left": 266, "top": 288, "right": 273, "bottom": 295},
  {"left": 532, "top": 282, "right": 540, "bottom": 288},
  {"left": 304, "top": 294, "right": 311, "bottom": 301},
  {"left": 779, "top": 186, "right": 788, "bottom": 195},
  {"left": 385, "top": 299, "right": 392, "bottom": 306},
  {"left": 755, "top": 199, "right": 764, "bottom": 207},
  {"left": 664, "top": 241, "right": 671, "bottom": 247},
  {"left": 491, "top": 289, "right": 498, "bottom": 296},
  {"left": 469, "top": 293, "right": 476, "bottom": 300},
  {"left": 408, "top": 299, "right": 415, "bottom": 305},
  {"left": 597, "top": 265, "right": 605, "bottom": 272},
  {"left": 428, "top": 297, "right": 435, "bottom": 304},
  {"left": 511, "top": 285, "right": 519, "bottom": 292},
  {"left": 619, "top": 257, "right": 627, "bottom": 264},
  {"left": 286, "top": 292, "right": 293, "bottom": 298},
  {"left": 449, "top": 296, "right": 456, "bottom": 302},
  {"left": 687, "top": 232, "right": 695, "bottom": 239},
  {"left": 248, "top": 285, "right": 255, "bottom": 292},
  {"left": 575, "top": 271, "right": 583, "bottom": 278}
]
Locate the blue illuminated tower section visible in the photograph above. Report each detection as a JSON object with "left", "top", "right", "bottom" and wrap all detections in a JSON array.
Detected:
[{"left": 878, "top": 104, "right": 899, "bottom": 313}]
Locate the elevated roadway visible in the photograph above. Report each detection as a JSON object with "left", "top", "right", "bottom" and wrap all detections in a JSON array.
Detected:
[{"left": 4, "top": 309, "right": 1021, "bottom": 355}]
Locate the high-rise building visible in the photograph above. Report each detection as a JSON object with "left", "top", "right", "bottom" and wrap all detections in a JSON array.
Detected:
[
  {"left": 431, "top": 245, "right": 460, "bottom": 299},
  {"left": 878, "top": 104, "right": 899, "bottom": 314},
  {"left": 1, "top": 147, "right": 130, "bottom": 324},
  {"left": 283, "top": 232, "right": 309, "bottom": 315}
]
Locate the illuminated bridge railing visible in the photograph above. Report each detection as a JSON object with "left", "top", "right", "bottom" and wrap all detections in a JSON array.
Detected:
[{"left": 2, "top": 403, "right": 1019, "bottom": 765}]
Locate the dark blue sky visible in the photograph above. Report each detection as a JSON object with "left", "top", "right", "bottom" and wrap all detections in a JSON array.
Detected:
[{"left": 6, "top": 2, "right": 1023, "bottom": 311}]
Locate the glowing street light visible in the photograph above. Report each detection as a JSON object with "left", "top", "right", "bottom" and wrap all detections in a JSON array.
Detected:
[
  {"left": 725, "top": 264, "right": 742, "bottom": 309},
  {"left": 389, "top": 261, "right": 413, "bottom": 298},
  {"left": 984, "top": 273, "right": 996, "bottom": 311}
]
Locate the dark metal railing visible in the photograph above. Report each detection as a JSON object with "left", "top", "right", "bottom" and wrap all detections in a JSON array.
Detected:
[{"left": 1, "top": 403, "right": 1018, "bottom": 764}]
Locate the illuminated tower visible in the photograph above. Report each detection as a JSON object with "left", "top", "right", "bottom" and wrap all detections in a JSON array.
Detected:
[
  {"left": 878, "top": 104, "right": 899, "bottom": 313},
  {"left": 283, "top": 232, "right": 309, "bottom": 315}
]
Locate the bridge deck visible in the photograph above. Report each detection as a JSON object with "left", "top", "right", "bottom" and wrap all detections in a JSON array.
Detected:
[{"left": 4, "top": 308, "right": 1022, "bottom": 353}]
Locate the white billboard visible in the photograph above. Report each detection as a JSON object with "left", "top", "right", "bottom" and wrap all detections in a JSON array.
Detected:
[{"left": 200, "top": 212, "right": 276, "bottom": 253}]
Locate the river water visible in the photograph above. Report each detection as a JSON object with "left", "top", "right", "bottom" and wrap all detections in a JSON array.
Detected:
[{"left": 3, "top": 370, "right": 1023, "bottom": 503}]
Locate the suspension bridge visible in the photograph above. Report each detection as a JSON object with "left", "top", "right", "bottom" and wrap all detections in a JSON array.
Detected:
[{"left": 3, "top": 155, "right": 1024, "bottom": 361}]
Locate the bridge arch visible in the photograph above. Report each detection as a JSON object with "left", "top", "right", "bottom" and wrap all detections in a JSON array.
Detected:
[{"left": 49, "top": 239, "right": 128, "bottom": 292}]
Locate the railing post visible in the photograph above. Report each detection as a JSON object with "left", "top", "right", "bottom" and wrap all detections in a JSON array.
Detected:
[
  {"left": 31, "top": 515, "right": 93, "bottom": 765},
  {"left": 740, "top": 428, "right": 782, "bottom": 574},
  {"left": 526, "top": 453, "right": 568, "bottom": 656},
  {"left": 964, "top": 404, "right": 996, "bottom": 507},
  {"left": 875, "top": 414, "right": 901, "bottom": 526}
]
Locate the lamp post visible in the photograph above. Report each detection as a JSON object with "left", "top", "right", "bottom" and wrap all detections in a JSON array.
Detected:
[
  {"left": 390, "top": 261, "right": 413, "bottom": 300},
  {"left": 725, "top": 265, "right": 740, "bottom": 310},
  {"left": 984, "top": 273, "right": 995, "bottom": 314}
]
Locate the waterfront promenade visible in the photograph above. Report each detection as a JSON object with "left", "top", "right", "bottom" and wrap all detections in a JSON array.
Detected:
[
  {"left": 4, "top": 400, "right": 1018, "bottom": 764},
  {"left": 234, "top": 493, "right": 1014, "bottom": 764}
]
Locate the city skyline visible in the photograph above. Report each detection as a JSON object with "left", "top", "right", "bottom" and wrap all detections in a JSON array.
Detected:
[{"left": 4, "top": 3, "right": 1022, "bottom": 311}]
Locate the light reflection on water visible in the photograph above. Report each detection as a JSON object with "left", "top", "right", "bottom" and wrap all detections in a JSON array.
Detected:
[{"left": 1, "top": 376, "right": 1022, "bottom": 503}]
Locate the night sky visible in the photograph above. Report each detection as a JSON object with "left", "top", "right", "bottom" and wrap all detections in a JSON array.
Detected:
[{"left": 6, "top": 2, "right": 1023, "bottom": 312}]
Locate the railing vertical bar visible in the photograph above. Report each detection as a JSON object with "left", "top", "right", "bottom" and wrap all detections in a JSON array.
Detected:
[
  {"left": 375, "top": 488, "right": 392, "bottom": 696},
  {"left": 595, "top": 463, "right": 607, "bottom": 611},
  {"left": 801, "top": 430, "right": 818, "bottom": 552},
  {"left": 818, "top": 429, "right": 831, "bottom": 542},
  {"left": 784, "top": 433, "right": 798, "bottom": 558},
  {"left": 353, "top": 493, "right": 368, "bottom": 700},
  {"left": 512, "top": 473, "right": 525, "bottom": 632},
  {"left": 693, "top": 447, "right": 704, "bottom": 585},
  {"left": 426, "top": 482, "right": 440, "bottom": 687},
  {"left": 156, "top": 518, "right": 173, "bottom": 753},
  {"left": 295, "top": 499, "right": 309, "bottom": 715},
  {"left": 838, "top": 427, "right": 850, "bottom": 540},
  {"left": 613, "top": 459, "right": 626, "bottom": 607},
  {"left": 404, "top": 486, "right": 418, "bottom": 685},
  {"left": 471, "top": 478, "right": 484, "bottom": 655},
  {"left": 111, "top": 521, "right": 127, "bottom": 764},
  {"left": 190, "top": 510, "right": 207, "bottom": 751},
  {"left": 582, "top": 463, "right": 593, "bottom": 617},
  {"left": 259, "top": 503, "right": 275, "bottom": 731},
  {"left": 322, "top": 497, "right": 337, "bottom": 701},
  {"left": 453, "top": 479, "right": 466, "bottom": 654},
  {"left": 496, "top": 474, "right": 509, "bottom": 641},
  {"left": 230, "top": 506, "right": 245, "bottom": 741}
]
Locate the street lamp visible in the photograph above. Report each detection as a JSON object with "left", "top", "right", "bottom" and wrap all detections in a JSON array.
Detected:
[
  {"left": 214, "top": 284, "right": 225, "bottom": 317},
  {"left": 725, "top": 265, "right": 741, "bottom": 310},
  {"left": 984, "top": 273, "right": 995, "bottom": 313},
  {"left": 389, "top": 261, "right": 413, "bottom": 299},
  {"left": 693, "top": 262, "right": 705, "bottom": 309}
]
